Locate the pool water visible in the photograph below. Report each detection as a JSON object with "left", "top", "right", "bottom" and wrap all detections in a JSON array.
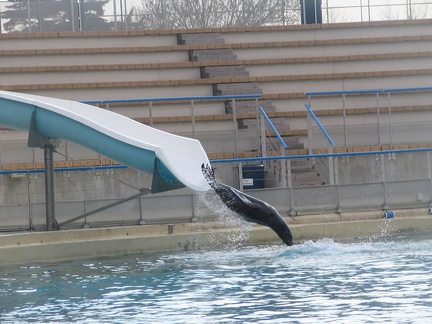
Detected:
[{"left": 1, "top": 235, "right": 431, "bottom": 323}]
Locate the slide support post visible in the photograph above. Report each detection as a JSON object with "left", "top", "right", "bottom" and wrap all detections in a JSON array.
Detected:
[{"left": 44, "top": 143, "right": 57, "bottom": 231}]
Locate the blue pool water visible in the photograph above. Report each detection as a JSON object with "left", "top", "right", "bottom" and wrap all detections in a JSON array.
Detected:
[{"left": 1, "top": 235, "right": 431, "bottom": 323}]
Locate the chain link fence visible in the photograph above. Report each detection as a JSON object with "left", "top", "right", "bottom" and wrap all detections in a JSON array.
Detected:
[{"left": 1, "top": 0, "right": 431, "bottom": 33}]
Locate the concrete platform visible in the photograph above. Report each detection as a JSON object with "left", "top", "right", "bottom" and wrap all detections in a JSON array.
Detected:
[{"left": 0, "top": 208, "right": 431, "bottom": 265}]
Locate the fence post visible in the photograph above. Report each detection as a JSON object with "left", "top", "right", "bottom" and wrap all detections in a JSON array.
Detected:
[
  {"left": 280, "top": 146, "right": 287, "bottom": 187},
  {"left": 232, "top": 99, "right": 238, "bottom": 158},
  {"left": 335, "top": 155, "right": 342, "bottom": 213},
  {"left": 376, "top": 93, "right": 381, "bottom": 146},
  {"left": 328, "top": 144, "right": 334, "bottom": 185},
  {"left": 259, "top": 110, "right": 267, "bottom": 158},
  {"left": 287, "top": 158, "right": 296, "bottom": 216},
  {"left": 139, "top": 196, "right": 145, "bottom": 224},
  {"left": 26, "top": 0, "right": 31, "bottom": 32},
  {"left": 191, "top": 100, "right": 196, "bottom": 138},
  {"left": 238, "top": 162, "right": 244, "bottom": 191},
  {"left": 307, "top": 102, "right": 312, "bottom": 154},
  {"left": 27, "top": 172, "right": 32, "bottom": 230},
  {"left": 381, "top": 153, "right": 389, "bottom": 209},
  {"left": 387, "top": 92, "right": 393, "bottom": 148},
  {"left": 428, "top": 152, "right": 432, "bottom": 207},
  {"left": 149, "top": 101, "right": 153, "bottom": 127},
  {"left": 342, "top": 93, "right": 347, "bottom": 146}
]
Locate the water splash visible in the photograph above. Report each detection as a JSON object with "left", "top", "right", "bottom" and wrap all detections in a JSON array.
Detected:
[{"left": 193, "top": 190, "right": 251, "bottom": 250}]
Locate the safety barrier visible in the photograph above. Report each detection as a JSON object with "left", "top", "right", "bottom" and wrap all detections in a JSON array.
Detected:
[{"left": 305, "top": 86, "right": 432, "bottom": 151}]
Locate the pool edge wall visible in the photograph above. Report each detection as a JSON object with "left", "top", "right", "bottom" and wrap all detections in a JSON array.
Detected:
[{"left": 0, "top": 208, "right": 431, "bottom": 265}]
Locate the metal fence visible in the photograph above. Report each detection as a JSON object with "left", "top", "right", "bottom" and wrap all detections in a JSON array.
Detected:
[
  {"left": 1, "top": 149, "right": 432, "bottom": 232},
  {"left": 1, "top": 0, "right": 431, "bottom": 33},
  {"left": 305, "top": 87, "right": 432, "bottom": 154}
]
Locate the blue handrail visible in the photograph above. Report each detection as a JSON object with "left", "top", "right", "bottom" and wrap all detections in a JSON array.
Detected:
[
  {"left": 4, "top": 146, "right": 432, "bottom": 174},
  {"left": 258, "top": 106, "right": 287, "bottom": 149},
  {"left": 305, "top": 86, "right": 432, "bottom": 97},
  {"left": 305, "top": 89, "right": 382, "bottom": 96},
  {"left": 81, "top": 94, "right": 262, "bottom": 105},
  {"left": 0, "top": 165, "right": 127, "bottom": 175},
  {"left": 209, "top": 146, "right": 432, "bottom": 164},
  {"left": 383, "top": 86, "right": 432, "bottom": 93},
  {"left": 304, "top": 103, "right": 335, "bottom": 147}
]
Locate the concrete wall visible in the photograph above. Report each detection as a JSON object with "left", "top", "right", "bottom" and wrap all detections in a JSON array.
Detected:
[{"left": 1, "top": 150, "right": 431, "bottom": 231}]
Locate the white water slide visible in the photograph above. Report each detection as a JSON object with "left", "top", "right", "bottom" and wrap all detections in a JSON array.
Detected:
[{"left": 0, "top": 90, "right": 211, "bottom": 192}]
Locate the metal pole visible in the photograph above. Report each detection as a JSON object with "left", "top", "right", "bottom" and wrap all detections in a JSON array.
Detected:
[
  {"left": 27, "top": 173, "right": 32, "bottom": 230},
  {"left": 302, "top": 0, "right": 306, "bottom": 23},
  {"left": 259, "top": 109, "right": 266, "bottom": 158},
  {"left": 328, "top": 144, "right": 334, "bottom": 185},
  {"left": 314, "top": 0, "right": 317, "bottom": 23},
  {"left": 368, "top": 0, "right": 371, "bottom": 21},
  {"left": 280, "top": 146, "right": 287, "bottom": 187},
  {"left": 79, "top": 0, "right": 84, "bottom": 31},
  {"left": 191, "top": 100, "right": 196, "bottom": 138},
  {"left": 255, "top": 98, "right": 260, "bottom": 153},
  {"left": 27, "top": 0, "right": 31, "bottom": 32},
  {"left": 44, "top": 144, "right": 56, "bottom": 231},
  {"left": 239, "top": 162, "right": 244, "bottom": 191},
  {"left": 120, "top": 0, "right": 123, "bottom": 28},
  {"left": 113, "top": 0, "right": 118, "bottom": 31},
  {"left": 335, "top": 156, "right": 341, "bottom": 212},
  {"left": 139, "top": 196, "right": 145, "bottom": 224},
  {"left": 376, "top": 93, "right": 381, "bottom": 146},
  {"left": 232, "top": 99, "right": 238, "bottom": 158},
  {"left": 388, "top": 93, "right": 393, "bottom": 148},
  {"left": 124, "top": 0, "right": 128, "bottom": 30},
  {"left": 149, "top": 101, "right": 153, "bottom": 127},
  {"left": 343, "top": 94, "right": 347, "bottom": 146},
  {"left": 71, "top": 0, "right": 76, "bottom": 32},
  {"left": 382, "top": 153, "right": 388, "bottom": 209},
  {"left": 428, "top": 152, "right": 432, "bottom": 206},
  {"left": 287, "top": 159, "right": 295, "bottom": 216},
  {"left": 37, "top": 0, "right": 41, "bottom": 32},
  {"left": 326, "top": 0, "right": 329, "bottom": 23}
]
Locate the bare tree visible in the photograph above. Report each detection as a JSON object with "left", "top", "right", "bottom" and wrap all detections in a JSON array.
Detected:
[
  {"left": 130, "top": 0, "right": 300, "bottom": 30},
  {"left": 379, "top": 0, "right": 431, "bottom": 21}
]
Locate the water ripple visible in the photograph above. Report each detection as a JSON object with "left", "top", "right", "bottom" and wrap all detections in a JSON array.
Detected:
[{"left": 1, "top": 236, "right": 431, "bottom": 323}]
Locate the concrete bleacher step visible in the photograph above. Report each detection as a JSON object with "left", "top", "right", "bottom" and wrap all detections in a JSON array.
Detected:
[
  {"left": 189, "top": 48, "right": 237, "bottom": 61},
  {"left": 177, "top": 33, "right": 224, "bottom": 45},
  {"left": 213, "top": 82, "right": 262, "bottom": 95},
  {"left": 238, "top": 117, "right": 290, "bottom": 130},
  {"left": 225, "top": 99, "right": 275, "bottom": 114},
  {"left": 289, "top": 158, "right": 324, "bottom": 186},
  {"left": 180, "top": 32, "right": 237, "bottom": 62},
  {"left": 201, "top": 65, "right": 249, "bottom": 78},
  {"left": 266, "top": 136, "right": 304, "bottom": 151}
]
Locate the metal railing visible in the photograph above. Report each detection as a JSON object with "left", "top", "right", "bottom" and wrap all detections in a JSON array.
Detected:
[
  {"left": 2, "top": 148, "right": 432, "bottom": 231},
  {"left": 305, "top": 86, "right": 432, "bottom": 152},
  {"left": 1, "top": 0, "right": 431, "bottom": 33}
]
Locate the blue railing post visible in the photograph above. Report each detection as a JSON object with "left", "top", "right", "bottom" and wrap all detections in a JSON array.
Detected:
[
  {"left": 258, "top": 106, "right": 288, "bottom": 187},
  {"left": 304, "top": 103, "right": 335, "bottom": 148},
  {"left": 258, "top": 107, "right": 288, "bottom": 151}
]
